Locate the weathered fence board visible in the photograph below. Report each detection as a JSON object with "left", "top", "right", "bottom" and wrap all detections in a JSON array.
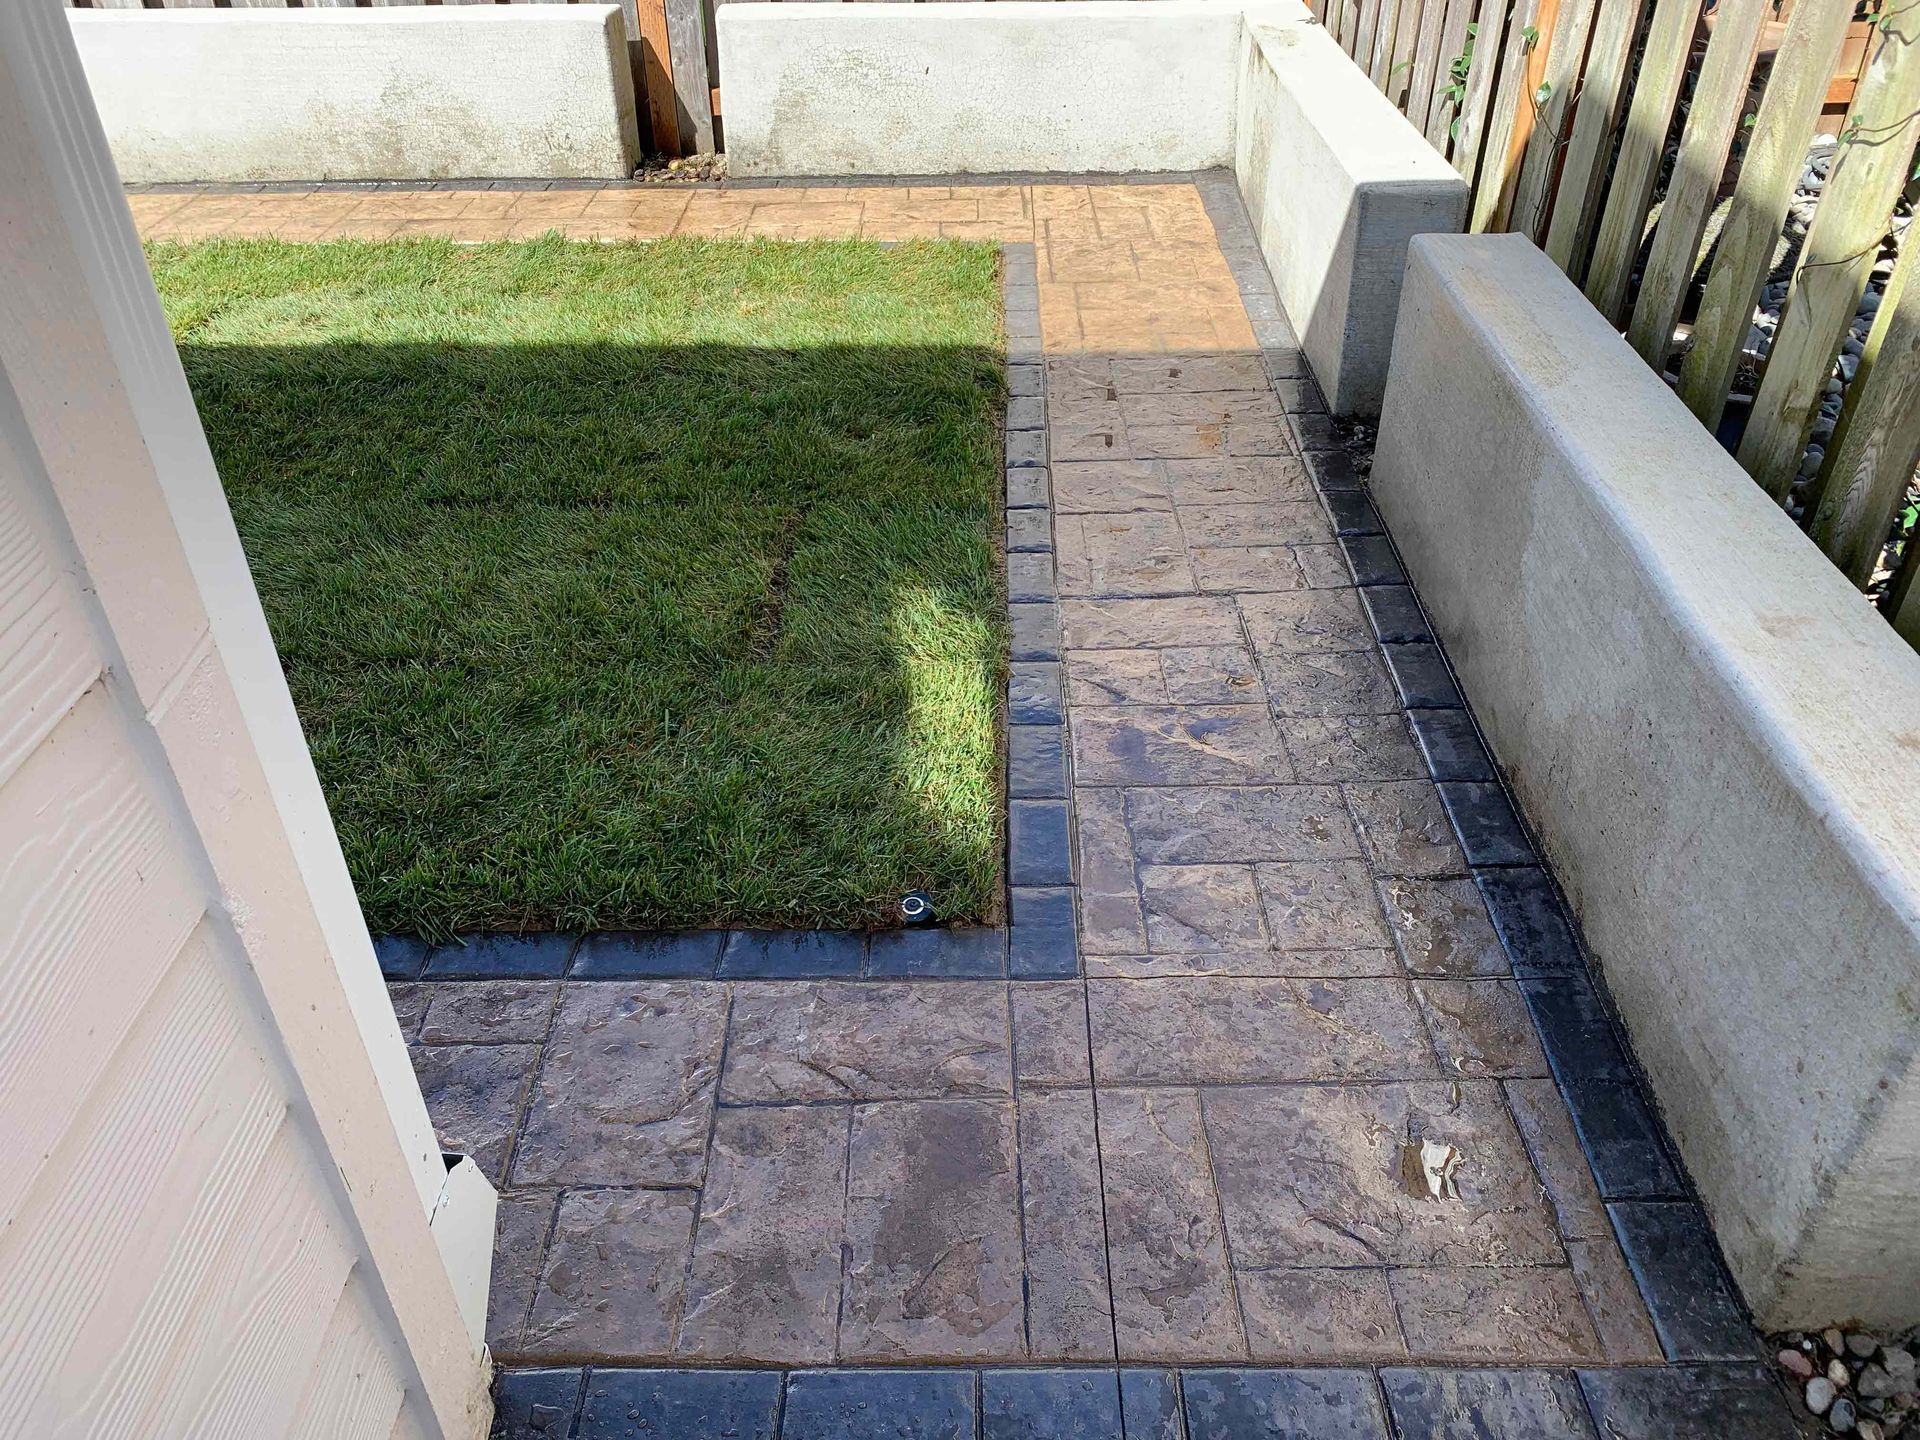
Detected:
[
  {"left": 1339, "top": 0, "right": 1364, "bottom": 60},
  {"left": 1369, "top": 0, "right": 1402, "bottom": 88},
  {"left": 634, "top": 0, "right": 682, "bottom": 155},
  {"left": 1623, "top": 0, "right": 1768, "bottom": 368},
  {"left": 1406, "top": 0, "right": 1452, "bottom": 134},
  {"left": 1738, "top": 20, "right": 1920, "bottom": 502},
  {"left": 1386, "top": 0, "right": 1423, "bottom": 106},
  {"left": 1451, "top": 0, "right": 1508, "bottom": 181},
  {"left": 1356, "top": 0, "right": 1386, "bottom": 74},
  {"left": 1810, "top": 236, "right": 1920, "bottom": 588},
  {"left": 1424, "top": 0, "right": 1481, "bottom": 152},
  {"left": 1467, "top": 0, "right": 1545, "bottom": 229},
  {"left": 1677, "top": 0, "right": 1858, "bottom": 429},
  {"left": 1539, "top": 0, "right": 1643, "bottom": 274},
  {"left": 664, "top": 0, "right": 715, "bottom": 154},
  {"left": 1584, "top": 0, "right": 1697, "bottom": 323},
  {"left": 1507, "top": 0, "right": 1595, "bottom": 241}
]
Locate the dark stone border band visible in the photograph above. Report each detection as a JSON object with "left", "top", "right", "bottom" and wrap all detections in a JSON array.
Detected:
[
  {"left": 999, "top": 239, "right": 1082, "bottom": 982},
  {"left": 491, "top": 1359, "right": 1799, "bottom": 1440},
  {"left": 126, "top": 170, "right": 1222, "bottom": 197},
  {"left": 1192, "top": 172, "right": 1761, "bottom": 1371}
]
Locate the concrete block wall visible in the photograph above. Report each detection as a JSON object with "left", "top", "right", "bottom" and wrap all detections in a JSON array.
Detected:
[
  {"left": 1371, "top": 232, "right": 1920, "bottom": 1329},
  {"left": 718, "top": 1, "right": 1465, "bottom": 414},
  {"left": 68, "top": 7, "right": 640, "bottom": 183},
  {"left": 1233, "top": 14, "right": 1468, "bottom": 414},
  {"left": 717, "top": 2, "right": 1248, "bottom": 178}
]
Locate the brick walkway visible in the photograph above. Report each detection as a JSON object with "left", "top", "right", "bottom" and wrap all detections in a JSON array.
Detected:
[{"left": 133, "top": 177, "right": 1796, "bottom": 1436}]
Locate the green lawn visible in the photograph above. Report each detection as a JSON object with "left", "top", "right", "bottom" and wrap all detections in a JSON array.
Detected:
[{"left": 149, "top": 236, "right": 1006, "bottom": 935}]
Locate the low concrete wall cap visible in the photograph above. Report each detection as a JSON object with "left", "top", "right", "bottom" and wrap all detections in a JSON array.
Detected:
[
  {"left": 1372, "top": 230, "right": 1920, "bottom": 1328},
  {"left": 68, "top": 6, "right": 640, "bottom": 182},
  {"left": 718, "top": 1, "right": 1248, "bottom": 177},
  {"left": 1233, "top": 15, "right": 1467, "bottom": 416}
]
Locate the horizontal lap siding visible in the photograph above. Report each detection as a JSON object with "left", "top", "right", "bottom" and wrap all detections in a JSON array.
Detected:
[
  {"left": 0, "top": 445, "right": 419, "bottom": 1439},
  {"left": 0, "top": 688, "right": 206, "bottom": 1225},
  {"left": 3, "top": 8, "right": 487, "bottom": 1434},
  {"left": 290, "top": 1278, "right": 412, "bottom": 1440},
  {"left": 0, "top": 481, "right": 99, "bottom": 782}
]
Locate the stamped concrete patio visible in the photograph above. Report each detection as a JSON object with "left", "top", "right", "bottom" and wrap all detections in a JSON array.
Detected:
[{"left": 136, "top": 176, "right": 1792, "bottom": 1435}]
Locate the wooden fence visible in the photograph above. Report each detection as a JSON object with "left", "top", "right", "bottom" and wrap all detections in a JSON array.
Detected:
[{"left": 1314, "top": 0, "right": 1920, "bottom": 644}]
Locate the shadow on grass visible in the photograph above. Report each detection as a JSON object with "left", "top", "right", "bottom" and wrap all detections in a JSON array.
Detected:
[{"left": 178, "top": 340, "right": 1007, "bottom": 936}]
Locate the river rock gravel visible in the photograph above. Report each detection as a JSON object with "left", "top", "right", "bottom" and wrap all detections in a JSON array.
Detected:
[{"left": 1776, "top": 1326, "right": 1920, "bottom": 1436}]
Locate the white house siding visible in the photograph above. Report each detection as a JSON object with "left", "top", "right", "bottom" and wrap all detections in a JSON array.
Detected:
[
  {"left": 0, "top": 422, "right": 424, "bottom": 1440},
  {"left": 0, "top": 3, "right": 494, "bottom": 1435}
]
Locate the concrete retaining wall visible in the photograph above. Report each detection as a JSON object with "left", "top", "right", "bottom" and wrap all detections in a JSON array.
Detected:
[
  {"left": 718, "top": 1, "right": 1462, "bottom": 414},
  {"left": 1234, "top": 14, "right": 1467, "bottom": 415},
  {"left": 717, "top": 2, "right": 1246, "bottom": 177},
  {"left": 1372, "top": 232, "right": 1920, "bottom": 1329},
  {"left": 67, "top": 7, "right": 639, "bottom": 183}
]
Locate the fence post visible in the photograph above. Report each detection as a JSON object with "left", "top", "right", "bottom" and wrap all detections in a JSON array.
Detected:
[
  {"left": 634, "top": 0, "right": 682, "bottom": 156},
  {"left": 1676, "top": 0, "right": 1858, "bottom": 429},
  {"left": 1737, "top": 18, "right": 1920, "bottom": 502},
  {"left": 664, "top": 0, "right": 715, "bottom": 156}
]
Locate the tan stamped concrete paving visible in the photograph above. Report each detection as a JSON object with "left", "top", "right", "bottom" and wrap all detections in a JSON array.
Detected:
[{"left": 141, "top": 181, "right": 1663, "bottom": 1371}]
